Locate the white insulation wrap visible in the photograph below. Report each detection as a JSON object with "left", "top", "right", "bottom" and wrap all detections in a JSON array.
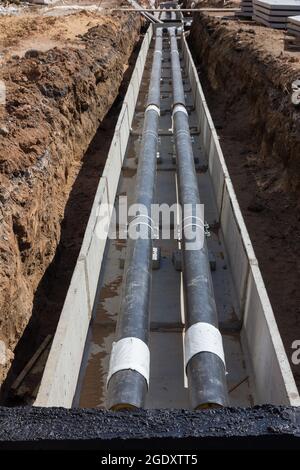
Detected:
[
  {"left": 106, "top": 337, "right": 150, "bottom": 387},
  {"left": 184, "top": 322, "right": 226, "bottom": 369}
]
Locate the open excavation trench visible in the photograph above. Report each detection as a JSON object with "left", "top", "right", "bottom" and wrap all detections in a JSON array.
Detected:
[
  {"left": 0, "top": 11, "right": 142, "bottom": 402},
  {"left": 1, "top": 4, "right": 300, "bottom": 412},
  {"left": 188, "top": 13, "right": 300, "bottom": 390},
  {"left": 29, "top": 17, "right": 298, "bottom": 410},
  {"left": 75, "top": 29, "right": 246, "bottom": 409}
]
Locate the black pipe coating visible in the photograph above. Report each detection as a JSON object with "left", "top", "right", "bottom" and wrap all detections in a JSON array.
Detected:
[{"left": 169, "top": 27, "right": 228, "bottom": 409}]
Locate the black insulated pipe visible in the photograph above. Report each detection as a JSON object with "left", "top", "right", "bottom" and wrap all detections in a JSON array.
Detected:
[
  {"left": 168, "top": 27, "right": 229, "bottom": 409},
  {"left": 169, "top": 29, "right": 185, "bottom": 106},
  {"left": 106, "top": 29, "right": 163, "bottom": 410}
]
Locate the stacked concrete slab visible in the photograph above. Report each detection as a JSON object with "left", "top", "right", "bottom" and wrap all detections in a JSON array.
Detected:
[
  {"left": 253, "top": 0, "right": 300, "bottom": 29},
  {"left": 240, "top": 0, "right": 254, "bottom": 17},
  {"left": 287, "top": 14, "right": 300, "bottom": 34}
]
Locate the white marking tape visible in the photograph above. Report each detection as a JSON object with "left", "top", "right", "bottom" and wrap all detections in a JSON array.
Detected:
[
  {"left": 146, "top": 104, "right": 160, "bottom": 115},
  {"left": 184, "top": 322, "right": 226, "bottom": 369},
  {"left": 107, "top": 337, "right": 150, "bottom": 387}
]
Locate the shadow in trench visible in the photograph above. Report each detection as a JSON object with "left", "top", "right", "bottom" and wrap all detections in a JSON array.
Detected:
[{"left": 0, "top": 35, "right": 143, "bottom": 406}]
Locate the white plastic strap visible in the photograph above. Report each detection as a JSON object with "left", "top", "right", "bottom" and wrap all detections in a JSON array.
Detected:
[
  {"left": 146, "top": 104, "right": 160, "bottom": 115},
  {"left": 128, "top": 214, "right": 158, "bottom": 238},
  {"left": 107, "top": 337, "right": 150, "bottom": 387},
  {"left": 172, "top": 104, "right": 188, "bottom": 118},
  {"left": 130, "top": 213, "right": 156, "bottom": 228},
  {"left": 183, "top": 223, "right": 203, "bottom": 232},
  {"left": 184, "top": 322, "right": 226, "bottom": 369}
]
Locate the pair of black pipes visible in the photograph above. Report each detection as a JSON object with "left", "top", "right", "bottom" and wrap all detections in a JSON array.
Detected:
[{"left": 107, "top": 28, "right": 228, "bottom": 410}]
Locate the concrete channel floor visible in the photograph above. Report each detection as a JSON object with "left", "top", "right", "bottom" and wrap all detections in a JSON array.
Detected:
[{"left": 74, "top": 36, "right": 254, "bottom": 409}]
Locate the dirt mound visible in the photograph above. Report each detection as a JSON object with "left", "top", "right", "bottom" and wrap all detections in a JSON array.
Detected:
[{"left": 0, "top": 11, "right": 141, "bottom": 386}]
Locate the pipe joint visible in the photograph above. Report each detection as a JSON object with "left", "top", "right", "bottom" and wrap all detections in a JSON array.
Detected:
[
  {"left": 184, "top": 322, "right": 226, "bottom": 371},
  {"left": 107, "top": 337, "right": 150, "bottom": 388}
]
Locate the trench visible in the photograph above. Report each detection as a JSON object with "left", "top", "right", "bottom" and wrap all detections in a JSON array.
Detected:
[
  {"left": 66, "top": 18, "right": 298, "bottom": 409},
  {"left": 73, "top": 28, "right": 253, "bottom": 410},
  {"left": 0, "top": 34, "right": 144, "bottom": 406}
]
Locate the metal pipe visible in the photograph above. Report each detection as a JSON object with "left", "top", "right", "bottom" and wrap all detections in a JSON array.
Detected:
[
  {"left": 168, "top": 27, "right": 228, "bottom": 409},
  {"left": 106, "top": 29, "right": 163, "bottom": 410}
]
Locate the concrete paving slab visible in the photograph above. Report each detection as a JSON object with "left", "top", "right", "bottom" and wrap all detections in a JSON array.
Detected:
[
  {"left": 254, "top": 8, "right": 293, "bottom": 20},
  {"left": 254, "top": 0, "right": 300, "bottom": 9}
]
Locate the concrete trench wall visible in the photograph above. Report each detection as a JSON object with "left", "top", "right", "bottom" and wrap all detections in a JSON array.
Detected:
[
  {"left": 1, "top": 406, "right": 300, "bottom": 449},
  {"left": 35, "top": 26, "right": 300, "bottom": 408}
]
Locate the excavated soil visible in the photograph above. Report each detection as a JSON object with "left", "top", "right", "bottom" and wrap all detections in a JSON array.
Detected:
[
  {"left": 189, "top": 13, "right": 300, "bottom": 389},
  {"left": 0, "top": 7, "right": 141, "bottom": 393}
]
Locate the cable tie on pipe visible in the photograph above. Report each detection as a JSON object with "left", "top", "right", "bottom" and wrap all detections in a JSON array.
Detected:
[
  {"left": 107, "top": 337, "right": 150, "bottom": 388},
  {"left": 130, "top": 213, "right": 155, "bottom": 226},
  {"left": 184, "top": 322, "right": 226, "bottom": 370},
  {"left": 143, "top": 130, "right": 159, "bottom": 139}
]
